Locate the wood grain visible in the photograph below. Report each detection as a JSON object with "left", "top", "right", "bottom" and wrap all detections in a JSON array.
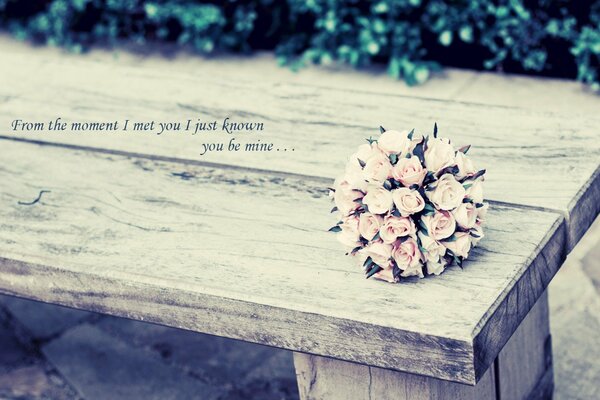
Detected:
[
  {"left": 496, "top": 291, "right": 552, "bottom": 400},
  {"left": 0, "top": 51, "right": 598, "bottom": 250},
  {"left": 0, "top": 140, "right": 567, "bottom": 384},
  {"left": 293, "top": 352, "right": 496, "bottom": 400}
]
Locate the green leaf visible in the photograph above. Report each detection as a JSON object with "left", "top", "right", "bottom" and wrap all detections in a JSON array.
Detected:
[
  {"left": 328, "top": 225, "right": 342, "bottom": 232},
  {"left": 444, "top": 234, "right": 458, "bottom": 242},
  {"left": 389, "top": 154, "right": 398, "bottom": 165},
  {"left": 458, "top": 144, "right": 471, "bottom": 154},
  {"left": 380, "top": 125, "right": 386, "bottom": 134},
  {"left": 330, "top": 206, "right": 338, "bottom": 213},
  {"left": 366, "top": 265, "right": 383, "bottom": 279},
  {"left": 407, "top": 128, "right": 414, "bottom": 140},
  {"left": 433, "top": 122, "right": 438, "bottom": 138},
  {"left": 358, "top": 158, "right": 366, "bottom": 168},
  {"left": 363, "top": 256, "right": 374, "bottom": 269},
  {"left": 422, "top": 203, "right": 435, "bottom": 215},
  {"left": 417, "top": 219, "right": 429, "bottom": 235},
  {"left": 412, "top": 140, "right": 425, "bottom": 164}
]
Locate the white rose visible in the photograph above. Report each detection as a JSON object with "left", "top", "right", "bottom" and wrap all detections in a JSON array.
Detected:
[
  {"left": 377, "top": 130, "right": 411, "bottom": 155},
  {"left": 342, "top": 165, "right": 368, "bottom": 193},
  {"left": 363, "top": 186, "right": 394, "bottom": 215},
  {"left": 421, "top": 210, "right": 456, "bottom": 241},
  {"left": 392, "top": 237, "right": 422, "bottom": 272},
  {"left": 362, "top": 152, "right": 393, "bottom": 183},
  {"left": 470, "top": 222, "right": 485, "bottom": 246},
  {"left": 426, "top": 258, "right": 446, "bottom": 276},
  {"left": 392, "top": 187, "right": 425, "bottom": 216},
  {"left": 360, "top": 241, "right": 392, "bottom": 267},
  {"left": 418, "top": 231, "right": 446, "bottom": 261},
  {"left": 443, "top": 232, "right": 472, "bottom": 258},
  {"left": 358, "top": 213, "right": 383, "bottom": 241},
  {"left": 426, "top": 174, "right": 466, "bottom": 211},
  {"left": 373, "top": 268, "right": 396, "bottom": 283},
  {"left": 336, "top": 216, "right": 361, "bottom": 248},
  {"left": 476, "top": 202, "right": 489, "bottom": 221},
  {"left": 350, "top": 143, "right": 377, "bottom": 167},
  {"left": 401, "top": 263, "right": 425, "bottom": 278},
  {"left": 379, "top": 216, "right": 416, "bottom": 244},
  {"left": 391, "top": 155, "right": 427, "bottom": 187},
  {"left": 454, "top": 151, "right": 476, "bottom": 179},
  {"left": 452, "top": 202, "right": 477, "bottom": 229},
  {"left": 424, "top": 137, "right": 455, "bottom": 172},
  {"left": 333, "top": 177, "right": 363, "bottom": 215},
  {"left": 466, "top": 180, "right": 484, "bottom": 204}
]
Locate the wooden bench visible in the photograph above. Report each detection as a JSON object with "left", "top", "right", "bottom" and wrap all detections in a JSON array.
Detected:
[{"left": 0, "top": 49, "right": 599, "bottom": 399}]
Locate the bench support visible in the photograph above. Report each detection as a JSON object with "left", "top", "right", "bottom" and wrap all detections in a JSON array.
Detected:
[{"left": 293, "top": 291, "right": 553, "bottom": 400}]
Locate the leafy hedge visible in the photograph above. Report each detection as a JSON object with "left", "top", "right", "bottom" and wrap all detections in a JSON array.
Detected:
[{"left": 1, "top": 0, "right": 599, "bottom": 90}]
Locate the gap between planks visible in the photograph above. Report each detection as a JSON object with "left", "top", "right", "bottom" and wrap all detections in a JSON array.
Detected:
[{"left": 0, "top": 134, "right": 572, "bottom": 219}]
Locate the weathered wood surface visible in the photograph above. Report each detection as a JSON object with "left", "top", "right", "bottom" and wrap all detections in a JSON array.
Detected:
[
  {"left": 293, "top": 352, "right": 497, "bottom": 400},
  {"left": 496, "top": 291, "right": 552, "bottom": 400},
  {"left": 0, "top": 139, "right": 566, "bottom": 384},
  {"left": 292, "top": 291, "right": 552, "bottom": 400},
  {"left": 0, "top": 51, "right": 598, "bottom": 250}
]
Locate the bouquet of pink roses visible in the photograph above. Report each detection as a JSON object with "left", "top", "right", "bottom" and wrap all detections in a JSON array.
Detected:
[{"left": 329, "top": 125, "right": 487, "bottom": 283}]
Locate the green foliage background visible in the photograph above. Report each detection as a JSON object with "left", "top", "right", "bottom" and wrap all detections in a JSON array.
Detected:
[{"left": 1, "top": 0, "right": 599, "bottom": 90}]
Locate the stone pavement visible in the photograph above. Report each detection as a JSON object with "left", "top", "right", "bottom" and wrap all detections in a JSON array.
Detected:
[{"left": 0, "top": 36, "right": 599, "bottom": 399}]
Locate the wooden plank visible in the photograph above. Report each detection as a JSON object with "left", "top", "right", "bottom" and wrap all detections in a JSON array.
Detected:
[
  {"left": 0, "top": 51, "right": 598, "bottom": 250},
  {"left": 496, "top": 291, "right": 552, "bottom": 400},
  {"left": 0, "top": 140, "right": 566, "bottom": 384},
  {"left": 293, "top": 352, "right": 497, "bottom": 400}
]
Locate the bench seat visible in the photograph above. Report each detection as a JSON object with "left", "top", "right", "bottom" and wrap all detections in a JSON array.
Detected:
[
  {"left": 0, "top": 139, "right": 564, "bottom": 385},
  {"left": 0, "top": 46, "right": 598, "bottom": 399}
]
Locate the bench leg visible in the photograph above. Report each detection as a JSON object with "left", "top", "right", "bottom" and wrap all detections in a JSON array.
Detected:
[
  {"left": 496, "top": 290, "right": 553, "bottom": 400},
  {"left": 293, "top": 353, "right": 496, "bottom": 400},
  {"left": 293, "top": 291, "right": 553, "bottom": 400}
]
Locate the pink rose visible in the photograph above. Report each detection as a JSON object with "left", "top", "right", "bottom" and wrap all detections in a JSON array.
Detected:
[
  {"left": 452, "top": 202, "right": 477, "bottom": 229},
  {"left": 362, "top": 152, "right": 392, "bottom": 183},
  {"left": 359, "top": 213, "right": 383, "bottom": 241},
  {"left": 360, "top": 241, "right": 392, "bottom": 267},
  {"left": 424, "top": 137, "right": 455, "bottom": 172},
  {"left": 426, "top": 173, "right": 465, "bottom": 211},
  {"left": 392, "top": 187, "right": 425, "bottom": 216},
  {"left": 336, "top": 216, "right": 361, "bottom": 248},
  {"left": 391, "top": 156, "right": 427, "bottom": 187},
  {"left": 379, "top": 215, "right": 416, "bottom": 244},
  {"left": 363, "top": 186, "right": 394, "bottom": 215},
  {"left": 421, "top": 210, "right": 456, "bottom": 240},
  {"left": 392, "top": 238, "right": 423, "bottom": 275},
  {"left": 377, "top": 130, "right": 411, "bottom": 155},
  {"left": 443, "top": 232, "right": 472, "bottom": 258}
]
